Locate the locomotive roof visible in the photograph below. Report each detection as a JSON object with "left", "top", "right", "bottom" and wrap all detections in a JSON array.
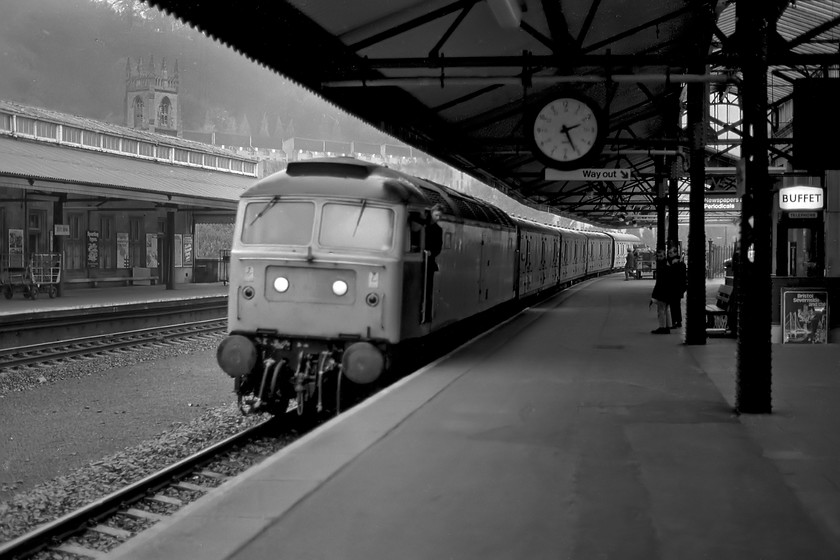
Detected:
[{"left": 243, "top": 157, "right": 516, "bottom": 228}]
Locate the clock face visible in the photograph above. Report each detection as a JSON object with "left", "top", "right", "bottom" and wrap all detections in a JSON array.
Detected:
[{"left": 531, "top": 96, "right": 604, "bottom": 169}]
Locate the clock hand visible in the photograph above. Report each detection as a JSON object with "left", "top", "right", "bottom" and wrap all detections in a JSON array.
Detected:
[{"left": 561, "top": 124, "right": 577, "bottom": 153}]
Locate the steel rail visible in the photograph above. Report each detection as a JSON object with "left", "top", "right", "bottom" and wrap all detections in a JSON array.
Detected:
[
  {"left": 0, "top": 419, "right": 276, "bottom": 560},
  {"left": 0, "top": 319, "right": 227, "bottom": 369}
]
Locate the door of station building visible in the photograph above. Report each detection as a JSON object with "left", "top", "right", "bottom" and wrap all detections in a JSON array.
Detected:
[{"left": 777, "top": 216, "right": 823, "bottom": 277}]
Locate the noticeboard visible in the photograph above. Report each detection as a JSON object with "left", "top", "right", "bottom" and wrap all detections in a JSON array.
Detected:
[{"left": 782, "top": 289, "right": 828, "bottom": 344}]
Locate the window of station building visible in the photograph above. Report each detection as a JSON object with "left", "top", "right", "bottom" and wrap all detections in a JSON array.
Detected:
[
  {"left": 203, "top": 154, "right": 217, "bottom": 167},
  {"left": 16, "top": 117, "right": 35, "bottom": 135},
  {"left": 35, "top": 121, "right": 58, "bottom": 140},
  {"left": 139, "top": 142, "right": 155, "bottom": 157},
  {"left": 189, "top": 151, "right": 202, "bottom": 165},
  {"left": 99, "top": 215, "right": 115, "bottom": 269},
  {"left": 157, "top": 145, "right": 172, "bottom": 160},
  {"left": 129, "top": 217, "right": 145, "bottom": 268},
  {"left": 0, "top": 113, "right": 11, "bottom": 131},
  {"left": 231, "top": 160, "right": 244, "bottom": 172},
  {"left": 103, "top": 135, "right": 120, "bottom": 151},
  {"left": 82, "top": 130, "right": 100, "bottom": 148},
  {"left": 66, "top": 213, "right": 85, "bottom": 270},
  {"left": 121, "top": 139, "right": 138, "bottom": 155},
  {"left": 174, "top": 148, "right": 189, "bottom": 163},
  {"left": 243, "top": 161, "right": 257, "bottom": 175},
  {"left": 27, "top": 209, "right": 47, "bottom": 254},
  {"left": 62, "top": 126, "right": 83, "bottom": 144},
  {"left": 217, "top": 157, "right": 231, "bottom": 170}
]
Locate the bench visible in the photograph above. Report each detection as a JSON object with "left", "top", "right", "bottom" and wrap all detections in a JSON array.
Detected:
[
  {"left": 65, "top": 276, "right": 159, "bottom": 288},
  {"left": 705, "top": 284, "right": 733, "bottom": 334}
]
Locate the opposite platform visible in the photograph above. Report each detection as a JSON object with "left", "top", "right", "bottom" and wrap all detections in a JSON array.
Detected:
[
  {"left": 0, "top": 282, "right": 228, "bottom": 317},
  {"left": 104, "top": 274, "right": 840, "bottom": 560}
]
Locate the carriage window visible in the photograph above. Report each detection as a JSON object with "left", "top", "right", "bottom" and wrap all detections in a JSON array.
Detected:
[
  {"left": 319, "top": 203, "right": 394, "bottom": 251},
  {"left": 241, "top": 200, "right": 315, "bottom": 245}
]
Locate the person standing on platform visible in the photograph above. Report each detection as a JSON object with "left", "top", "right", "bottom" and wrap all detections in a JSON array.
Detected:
[
  {"left": 624, "top": 248, "right": 637, "bottom": 280},
  {"left": 650, "top": 249, "right": 672, "bottom": 334},
  {"left": 667, "top": 246, "right": 687, "bottom": 328}
]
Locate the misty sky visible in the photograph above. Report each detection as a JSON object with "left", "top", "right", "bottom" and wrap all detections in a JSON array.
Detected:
[{"left": 0, "top": 0, "right": 389, "bottom": 141}]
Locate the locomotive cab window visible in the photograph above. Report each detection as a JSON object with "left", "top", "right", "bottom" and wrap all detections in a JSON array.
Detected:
[
  {"left": 319, "top": 202, "right": 394, "bottom": 252},
  {"left": 241, "top": 200, "right": 315, "bottom": 245}
]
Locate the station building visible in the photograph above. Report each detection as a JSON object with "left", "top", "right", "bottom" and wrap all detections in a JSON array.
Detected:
[{"left": 0, "top": 98, "right": 257, "bottom": 291}]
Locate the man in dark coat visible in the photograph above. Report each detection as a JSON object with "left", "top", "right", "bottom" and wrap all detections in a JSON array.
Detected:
[{"left": 650, "top": 249, "right": 672, "bottom": 334}]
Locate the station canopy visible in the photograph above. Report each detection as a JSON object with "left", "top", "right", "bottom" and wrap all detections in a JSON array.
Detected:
[{"left": 150, "top": 0, "right": 839, "bottom": 228}]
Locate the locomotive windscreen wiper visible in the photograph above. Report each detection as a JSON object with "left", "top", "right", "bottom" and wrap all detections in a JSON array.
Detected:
[
  {"left": 352, "top": 199, "right": 367, "bottom": 237},
  {"left": 249, "top": 195, "right": 281, "bottom": 226}
]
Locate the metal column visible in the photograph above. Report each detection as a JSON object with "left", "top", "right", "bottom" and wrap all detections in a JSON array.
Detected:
[
  {"left": 685, "top": 69, "right": 708, "bottom": 345},
  {"left": 735, "top": 0, "right": 773, "bottom": 413}
]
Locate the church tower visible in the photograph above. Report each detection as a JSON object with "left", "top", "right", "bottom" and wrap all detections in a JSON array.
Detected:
[{"left": 125, "top": 55, "right": 181, "bottom": 137}]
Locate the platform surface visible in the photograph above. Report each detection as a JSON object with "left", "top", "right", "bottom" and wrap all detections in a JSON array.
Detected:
[
  {"left": 102, "top": 274, "right": 840, "bottom": 560},
  {"left": 0, "top": 282, "right": 228, "bottom": 317}
]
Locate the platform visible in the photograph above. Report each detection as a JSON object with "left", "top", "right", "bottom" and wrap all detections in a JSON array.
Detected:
[
  {"left": 0, "top": 282, "right": 228, "bottom": 317},
  {"left": 103, "top": 274, "right": 840, "bottom": 560}
]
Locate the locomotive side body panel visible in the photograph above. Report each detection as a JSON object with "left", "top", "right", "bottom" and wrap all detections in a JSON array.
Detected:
[{"left": 430, "top": 220, "right": 516, "bottom": 330}]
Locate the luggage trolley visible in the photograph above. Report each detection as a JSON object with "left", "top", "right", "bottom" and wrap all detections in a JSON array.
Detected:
[
  {"left": 29, "top": 253, "right": 63, "bottom": 298},
  {"left": 1, "top": 253, "right": 38, "bottom": 299}
]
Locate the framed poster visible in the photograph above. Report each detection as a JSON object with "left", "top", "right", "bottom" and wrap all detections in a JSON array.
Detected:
[
  {"left": 145, "top": 233, "right": 158, "bottom": 268},
  {"left": 86, "top": 230, "right": 100, "bottom": 268},
  {"left": 782, "top": 289, "right": 828, "bottom": 344},
  {"left": 183, "top": 235, "right": 193, "bottom": 266},
  {"left": 174, "top": 234, "right": 183, "bottom": 268},
  {"left": 117, "top": 232, "right": 129, "bottom": 268}
]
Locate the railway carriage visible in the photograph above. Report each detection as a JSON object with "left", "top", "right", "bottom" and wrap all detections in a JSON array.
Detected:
[
  {"left": 606, "top": 231, "right": 643, "bottom": 270},
  {"left": 216, "top": 157, "right": 640, "bottom": 418},
  {"left": 583, "top": 230, "right": 614, "bottom": 275}
]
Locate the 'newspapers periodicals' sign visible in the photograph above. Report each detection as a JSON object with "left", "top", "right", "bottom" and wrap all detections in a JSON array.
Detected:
[
  {"left": 782, "top": 289, "right": 828, "bottom": 344},
  {"left": 704, "top": 196, "right": 741, "bottom": 212}
]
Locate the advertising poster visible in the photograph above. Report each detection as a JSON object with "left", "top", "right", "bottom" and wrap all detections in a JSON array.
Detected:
[
  {"left": 117, "top": 232, "right": 130, "bottom": 268},
  {"left": 145, "top": 233, "right": 158, "bottom": 268},
  {"left": 782, "top": 289, "right": 828, "bottom": 344},
  {"left": 174, "top": 234, "right": 183, "bottom": 268},
  {"left": 8, "top": 229, "right": 23, "bottom": 268},
  {"left": 183, "top": 235, "right": 193, "bottom": 266},
  {"left": 86, "top": 230, "right": 100, "bottom": 268}
]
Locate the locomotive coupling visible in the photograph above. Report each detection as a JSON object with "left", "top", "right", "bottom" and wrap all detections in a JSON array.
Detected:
[{"left": 217, "top": 335, "right": 257, "bottom": 377}]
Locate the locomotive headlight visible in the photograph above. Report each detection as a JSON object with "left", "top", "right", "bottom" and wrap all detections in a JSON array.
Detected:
[
  {"left": 273, "top": 276, "right": 290, "bottom": 293},
  {"left": 332, "top": 280, "right": 348, "bottom": 296}
]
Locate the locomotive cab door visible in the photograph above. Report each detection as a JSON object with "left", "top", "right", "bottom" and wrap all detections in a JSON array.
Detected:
[{"left": 406, "top": 210, "right": 436, "bottom": 325}]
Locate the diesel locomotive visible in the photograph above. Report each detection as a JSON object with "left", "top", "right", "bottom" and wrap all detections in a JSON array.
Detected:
[{"left": 216, "top": 157, "right": 639, "bottom": 417}]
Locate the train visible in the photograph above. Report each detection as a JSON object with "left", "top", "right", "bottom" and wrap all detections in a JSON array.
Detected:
[{"left": 216, "top": 157, "right": 640, "bottom": 417}]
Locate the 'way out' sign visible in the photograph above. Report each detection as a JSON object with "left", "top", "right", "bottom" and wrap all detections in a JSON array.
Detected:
[{"left": 545, "top": 168, "right": 631, "bottom": 182}]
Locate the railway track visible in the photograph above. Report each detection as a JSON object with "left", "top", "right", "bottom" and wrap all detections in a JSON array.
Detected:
[
  {"left": 0, "top": 319, "right": 227, "bottom": 370},
  {"left": 0, "top": 419, "right": 297, "bottom": 560},
  {"left": 0, "top": 296, "right": 227, "bottom": 350}
]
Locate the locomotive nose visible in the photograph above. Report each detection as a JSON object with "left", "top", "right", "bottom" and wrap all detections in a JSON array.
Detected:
[{"left": 217, "top": 335, "right": 258, "bottom": 377}]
